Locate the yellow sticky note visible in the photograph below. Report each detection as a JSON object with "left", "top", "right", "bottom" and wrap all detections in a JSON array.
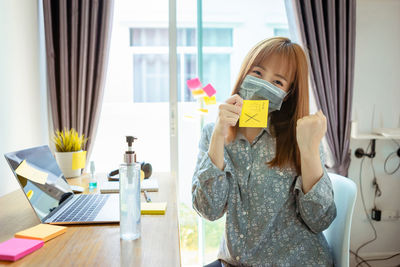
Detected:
[
  {"left": 27, "top": 190, "right": 34, "bottom": 200},
  {"left": 15, "top": 160, "right": 48, "bottom": 185},
  {"left": 197, "top": 108, "right": 208, "bottom": 114},
  {"left": 72, "top": 151, "right": 86, "bottom": 170},
  {"left": 141, "top": 202, "right": 167, "bottom": 215},
  {"left": 239, "top": 100, "right": 269, "bottom": 128},
  {"left": 15, "top": 224, "right": 67, "bottom": 242},
  {"left": 203, "top": 95, "right": 216, "bottom": 105},
  {"left": 191, "top": 88, "right": 205, "bottom": 96}
]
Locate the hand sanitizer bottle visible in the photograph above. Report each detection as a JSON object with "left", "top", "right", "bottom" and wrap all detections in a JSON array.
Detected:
[
  {"left": 119, "top": 136, "right": 141, "bottom": 240},
  {"left": 89, "top": 161, "right": 97, "bottom": 190}
]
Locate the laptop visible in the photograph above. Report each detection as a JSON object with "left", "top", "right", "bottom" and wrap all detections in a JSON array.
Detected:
[{"left": 4, "top": 145, "right": 120, "bottom": 225}]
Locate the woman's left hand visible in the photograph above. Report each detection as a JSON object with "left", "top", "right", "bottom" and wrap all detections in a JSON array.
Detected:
[{"left": 296, "top": 110, "right": 327, "bottom": 154}]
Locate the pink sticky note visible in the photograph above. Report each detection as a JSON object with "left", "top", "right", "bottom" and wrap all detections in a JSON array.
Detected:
[
  {"left": 203, "top": 83, "right": 216, "bottom": 97},
  {"left": 187, "top": 78, "right": 202, "bottom": 90},
  {"left": 0, "top": 238, "right": 44, "bottom": 261}
]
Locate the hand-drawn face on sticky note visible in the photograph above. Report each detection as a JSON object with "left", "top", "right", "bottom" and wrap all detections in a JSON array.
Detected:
[{"left": 239, "top": 100, "right": 269, "bottom": 128}]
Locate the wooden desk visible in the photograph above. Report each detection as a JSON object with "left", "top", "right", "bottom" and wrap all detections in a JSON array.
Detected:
[{"left": 0, "top": 173, "right": 181, "bottom": 266}]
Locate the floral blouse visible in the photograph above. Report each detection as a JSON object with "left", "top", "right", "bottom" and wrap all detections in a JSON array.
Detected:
[{"left": 192, "top": 123, "right": 336, "bottom": 266}]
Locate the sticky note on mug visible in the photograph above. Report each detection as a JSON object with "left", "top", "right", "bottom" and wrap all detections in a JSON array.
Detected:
[
  {"left": 239, "top": 100, "right": 269, "bottom": 128},
  {"left": 72, "top": 151, "right": 86, "bottom": 170}
]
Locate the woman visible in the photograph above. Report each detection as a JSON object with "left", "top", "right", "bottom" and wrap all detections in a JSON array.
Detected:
[{"left": 192, "top": 37, "right": 336, "bottom": 266}]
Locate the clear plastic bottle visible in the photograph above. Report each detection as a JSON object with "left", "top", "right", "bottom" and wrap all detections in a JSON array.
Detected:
[
  {"left": 89, "top": 161, "right": 97, "bottom": 190},
  {"left": 119, "top": 136, "right": 141, "bottom": 240}
]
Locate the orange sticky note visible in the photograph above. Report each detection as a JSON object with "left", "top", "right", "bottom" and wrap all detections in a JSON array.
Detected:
[
  {"left": 72, "top": 151, "right": 86, "bottom": 170},
  {"left": 239, "top": 100, "right": 269, "bottom": 128},
  {"left": 203, "top": 95, "right": 216, "bottom": 105},
  {"left": 15, "top": 224, "right": 67, "bottom": 242}
]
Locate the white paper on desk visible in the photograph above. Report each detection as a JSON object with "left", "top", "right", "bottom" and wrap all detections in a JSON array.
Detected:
[{"left": 100, "top": 179, "right": 159, "bottom": 194}]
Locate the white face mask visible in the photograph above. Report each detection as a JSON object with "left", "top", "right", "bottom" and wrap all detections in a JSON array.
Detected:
[{"left": 238, "top": 75, "right": 288, "bottom": 112}]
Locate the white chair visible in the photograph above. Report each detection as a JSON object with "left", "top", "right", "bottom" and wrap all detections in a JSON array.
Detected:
[{"left": 323, "top": 172, "right": 357, "bottom": 267}]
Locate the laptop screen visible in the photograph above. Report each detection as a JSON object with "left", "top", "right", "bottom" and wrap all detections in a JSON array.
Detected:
[{"left": 4, "top": 145, "right": 73, "bottom": 220}]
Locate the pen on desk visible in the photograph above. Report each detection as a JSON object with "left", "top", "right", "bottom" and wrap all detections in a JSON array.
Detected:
[{"left": 143, "top": 190, "right": 151, "bottom": 202}]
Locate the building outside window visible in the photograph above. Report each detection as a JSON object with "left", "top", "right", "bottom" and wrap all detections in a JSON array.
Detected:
[{"left": 130, "top": 28, "right": 233, "bottom": 103}]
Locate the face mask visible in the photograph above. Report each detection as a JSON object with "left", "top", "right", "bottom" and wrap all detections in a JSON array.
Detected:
[{"left": 238, "top": 75, "right": 288, "bottom": 112}]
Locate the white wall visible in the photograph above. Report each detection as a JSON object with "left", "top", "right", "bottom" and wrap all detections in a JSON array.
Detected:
[
  {"left": 349, "top": 0, "right": 400, "bottom": 266},
  {"left": 0, "top": 0, "right": 48, "bottom": 197}
]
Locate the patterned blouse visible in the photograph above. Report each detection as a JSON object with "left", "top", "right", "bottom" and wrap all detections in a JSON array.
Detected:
[{"left": 192, "top": 123, "right": 336, "bottom": 266}]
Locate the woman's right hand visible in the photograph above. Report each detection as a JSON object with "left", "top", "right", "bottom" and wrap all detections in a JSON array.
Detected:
[{"left": 214, "top": 94, "right": 243, "bottom": 137}]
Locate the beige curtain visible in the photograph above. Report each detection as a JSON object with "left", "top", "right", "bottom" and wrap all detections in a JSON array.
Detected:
[{"left": 43, "top": 0, "right": 114, "bottom": 161}]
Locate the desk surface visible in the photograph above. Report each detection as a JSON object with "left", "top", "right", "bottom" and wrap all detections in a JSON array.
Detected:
[{"left": 0, "top": 172, "right": 181, "bottom": 266}]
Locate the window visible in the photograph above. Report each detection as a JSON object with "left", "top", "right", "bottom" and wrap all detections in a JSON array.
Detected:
[
  {"left": 130, "top": 28, "right": 233, "bottom": 103},
  {"left": 91, "top": 1, "right": 291, "bottom": 266},
  {"left": 274, "top": 27, "right": 290, "bottom": 37}
]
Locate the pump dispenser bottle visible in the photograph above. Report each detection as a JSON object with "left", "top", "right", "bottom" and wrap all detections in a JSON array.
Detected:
[{"left": 119, "top": 136, "right": 141, "bottom": 240}]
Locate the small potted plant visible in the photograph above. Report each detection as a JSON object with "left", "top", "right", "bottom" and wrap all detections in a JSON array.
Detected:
[{"left": 52, "top": 128, "right": 88, "bottom": 178}]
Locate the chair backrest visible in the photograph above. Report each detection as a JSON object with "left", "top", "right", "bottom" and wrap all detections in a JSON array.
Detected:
[{"left": 323, "top": 172, "right": 357, "bottom": 267}]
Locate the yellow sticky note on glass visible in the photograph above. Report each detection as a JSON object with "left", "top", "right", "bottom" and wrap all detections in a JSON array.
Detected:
[
  {"left": 15, "top": 160, "right": 48, "bottom": 185},
  {"left": 239, "top": 100, "right": 269, "bottom": 128},
  {"left": 72, "top": 151, "right": 86, "bottom": 170},
  {"left": 15, "top": 224, "right": 67, "bottom": 242},
  {"left": 191, "top": 88, "right": 205, "bottom": 96},
  {"left": 197, "top": 108, "right": 208, "bottom": 114},
  {"left": 203, "top": 95, "right": 216, "bottom": 105}
]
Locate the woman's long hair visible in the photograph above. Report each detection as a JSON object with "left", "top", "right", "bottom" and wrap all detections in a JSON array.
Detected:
[{"left": 227, "top": 37, "right": 309, "bottom": 174}]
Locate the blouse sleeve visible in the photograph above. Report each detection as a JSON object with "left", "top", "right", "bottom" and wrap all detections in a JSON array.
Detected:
[
  {"left": 293, "top": 145, "right": 337, "bottom": 233},
  {"left": 191, "top": 123, "right": 234, "bottom": 221}
]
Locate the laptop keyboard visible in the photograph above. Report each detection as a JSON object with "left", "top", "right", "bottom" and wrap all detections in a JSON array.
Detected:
[{"left": 53, "top": 194, "right": 109, "bottom": 222}]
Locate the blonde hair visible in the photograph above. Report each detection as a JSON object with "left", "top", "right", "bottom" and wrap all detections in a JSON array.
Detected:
[{"left": 227, "top": 37, "right": 310, "bottom": 174}]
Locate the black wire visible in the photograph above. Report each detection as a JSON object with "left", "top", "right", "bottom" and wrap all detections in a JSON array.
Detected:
[
  {"left": 354, "top": 140, "right": 400, "bottom": 267},
  {"left": 384, "top": 151, "right": 400, "bottom": 175},
  {"left": 356, "top": 252, "right": 400, "bottom": 266},
  {"left": 371, "top": 159, "right": 381, "bottom": 209},
  {"left": 350, "top": 250, "right": 371, "bottom": 267},
  {"left": 384, "top": 139, "right": 400, "bottom": 175},
  {"left": 355, "top": 141, "right": 377, "bottom": 267}
]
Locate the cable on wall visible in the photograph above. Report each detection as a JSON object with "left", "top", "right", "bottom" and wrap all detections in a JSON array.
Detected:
[
  {"left": 383, "top": 140, "right": 400, "bottom": 175},
  {"left": 352, "top": 140, "right": 400, "bottom": 267}
]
